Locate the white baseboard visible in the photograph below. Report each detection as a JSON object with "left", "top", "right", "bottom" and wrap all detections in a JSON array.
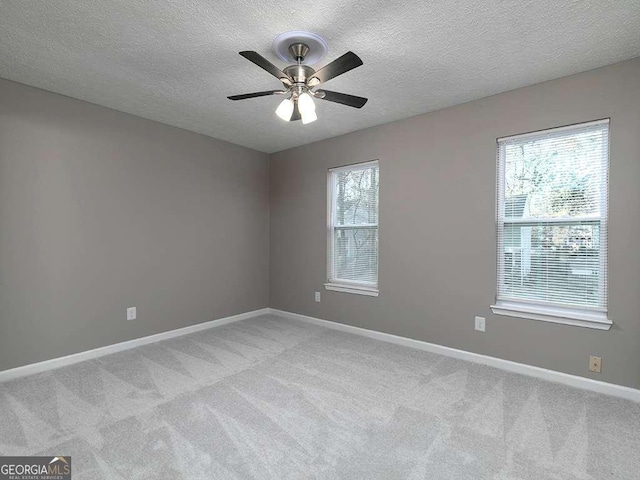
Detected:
[
  {"left": 4, "top": 306, "right": 638, "bottom": 403},
  {"left": 0, "top": 308, "right": 269, "bottom": 383},
  {"left": 269, "top": 308, "right": 640, "bottom": 403}
]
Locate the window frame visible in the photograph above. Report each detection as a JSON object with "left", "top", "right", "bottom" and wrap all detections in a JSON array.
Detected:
[
  {"left": 325, "top": 160, "right": 380, "bottom": 297},
  {"left": 490, "top": 119, "right": 612, "bottom": 330}
]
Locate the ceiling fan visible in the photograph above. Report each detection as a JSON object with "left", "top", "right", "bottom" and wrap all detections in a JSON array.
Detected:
[{"left": 228, "top": 32, "right": 367, "bottom": 124}]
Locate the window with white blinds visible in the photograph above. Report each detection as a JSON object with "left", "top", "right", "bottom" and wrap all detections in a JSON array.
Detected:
[
  {"left": 492, "top": 119, "right": 611, "bottom": 330},
  {"left": 325, "top": 161, "right": 379, "bottom": 296}
]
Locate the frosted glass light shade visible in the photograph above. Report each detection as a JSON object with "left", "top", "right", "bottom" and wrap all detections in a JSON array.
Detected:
[
  {"left": 301, "top": 109, "right": 317, "bottom": 124},
  {"left": 297, "top": 92, "right": 316, "bottom": 115},
  {"left": 275, "top": 98, "right": 294, "bottom": 121}
]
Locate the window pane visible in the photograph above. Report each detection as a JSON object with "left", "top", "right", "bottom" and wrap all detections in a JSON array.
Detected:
[
  {"left": 500, "top": 222, "right": 603, "bottom": 308},
  {"left": 333, "top": 227, "right": 378, "bottom": 284},
  {"left": 497, "top": 121, "right": 608, "bottom": 314},
  {"left": 335, "top": 166, "right": 379, "bottom": 226},
  {"left": 503, "top": 127, "right": 607, "bottom": 219}
]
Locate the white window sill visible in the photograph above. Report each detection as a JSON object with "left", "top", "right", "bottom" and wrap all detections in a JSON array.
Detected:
[
  {"left": 324, "top": 282, "right": 379, "bottom": 297},
  {"left": 490, "top": 301, "right": 612, "bottom": 330}
]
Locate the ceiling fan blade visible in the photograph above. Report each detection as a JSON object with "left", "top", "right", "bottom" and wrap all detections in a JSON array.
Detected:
[
  {"left": 308, "top": 51, "right": 363, "bottom": 85},
  {"left": 290, "top": 101, "right": 301, "bottom": 121},
  {"left": 228, "top": 90, "right": 284, "bottom": 101},
  {"left": 316, "top": 90, "right": 368, "bottom": 108},
  {"left": 239, "top": 51, "right": 292, "bottom": 85}
]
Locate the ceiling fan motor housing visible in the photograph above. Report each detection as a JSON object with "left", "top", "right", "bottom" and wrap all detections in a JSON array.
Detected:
[{"left": 283, "top": 64, "right": 315, "bottom": 84}]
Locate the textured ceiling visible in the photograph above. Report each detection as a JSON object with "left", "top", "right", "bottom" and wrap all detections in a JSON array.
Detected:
[{"left": 1, "top": 1, "right": 639, "bottom": 153}]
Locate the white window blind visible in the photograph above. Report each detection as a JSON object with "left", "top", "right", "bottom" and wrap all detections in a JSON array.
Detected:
[
  {"left": 326, "top": 161, "right": 379, "bottom": 295},
  {"left": 494, "top": 119, "right": 609, "bottom": 327}
]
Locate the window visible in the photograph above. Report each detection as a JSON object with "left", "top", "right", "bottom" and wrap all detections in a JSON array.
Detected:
[
  {"left": 325, "top": 161, "right": 379, "bottom": 296},
  {"left": 491, "top": 119, "right": 611, "bottom": 330}
]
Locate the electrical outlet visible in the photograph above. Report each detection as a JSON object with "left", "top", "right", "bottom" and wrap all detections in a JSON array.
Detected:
[
  {"left": 589, "top": 356, "right": 602, "bottom": 373},
  {"left": 314, "top": 291, "right": 321, "bottom": 302},
  {"left": 474, "top": 316, "right": 486, "bottom": 332},
  {"left": 127, "top": 306, "right": 137, "bottom": 321}
]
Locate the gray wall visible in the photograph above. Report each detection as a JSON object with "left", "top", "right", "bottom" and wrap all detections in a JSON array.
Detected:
[
  {"left": 269, "top": 58, "right": 640, "bottom": 389},
  {"left": 0, "top": 78, "right": 269, "bottom": 371}
]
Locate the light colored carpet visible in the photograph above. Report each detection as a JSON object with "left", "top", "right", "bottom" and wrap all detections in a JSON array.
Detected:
[{"left": 0, "top": 314, "right": 638, "bottom": 479}]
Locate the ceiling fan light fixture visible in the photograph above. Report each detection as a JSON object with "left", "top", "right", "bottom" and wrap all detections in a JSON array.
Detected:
[{"left": 275, "top": 97, "right": 294, "bottom": 121}]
